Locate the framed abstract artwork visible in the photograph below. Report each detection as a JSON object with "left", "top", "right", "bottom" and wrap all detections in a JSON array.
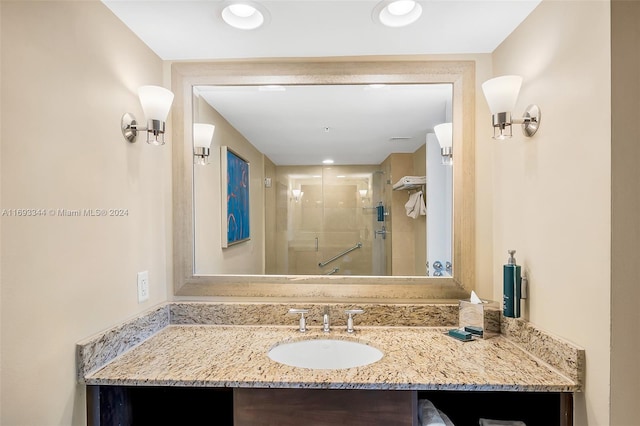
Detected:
[{"left": 220, "top": 146, "right": 250, "bottom": 247}]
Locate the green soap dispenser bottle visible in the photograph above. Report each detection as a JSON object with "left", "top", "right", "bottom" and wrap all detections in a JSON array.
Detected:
[{"left": 503, "top": 250, "right": 522, "bottom": 318}]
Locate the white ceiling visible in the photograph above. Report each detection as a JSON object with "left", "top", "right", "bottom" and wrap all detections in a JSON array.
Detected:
[
  {"left": 196, "top": 84, "right": 452, "bottom": 165},
  {"left": 104, "top": 0, "right": 540, "bottom": 165},
  {"left": 103, "top": 0, "right": 540, "bottom": 60}
]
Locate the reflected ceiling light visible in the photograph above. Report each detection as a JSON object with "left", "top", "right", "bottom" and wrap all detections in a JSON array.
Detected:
[
  {"left": 121, "top": 85, "right": 174, "bottom": 145},
  {"left": 222, "top": 1, "right": 269, "bottom": 30},
  {"left": 258, "top": 85, "right": 286, "bottom": 92},
  {"left": 434, "top": 123, "right": 453, "bottom": 166},
  {"left": 322, "top": 159, "right": 334, "bottom": 164},
  {"left": 373, "top": 0, "right": 423, "bottom": 28},
  {"left": 193, "top": 123, "right": 215, "bottom": 165},
  {"left": 481, "top": 75, "right": 541, "bottom": 140}
]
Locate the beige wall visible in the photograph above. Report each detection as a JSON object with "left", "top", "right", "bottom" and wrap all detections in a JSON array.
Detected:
[
  {"left": 386, "top": 153, "right": 417, "bottom": 275},
  {"left": 610, "top": 1, "right": 640, "bottom": 424},
  {"left": 0, "top": 1, "right": 167, "bottom": 425},
  {"left": 264, "top": 157, "right": 277, "bottom": 274},
  {"left": 193, "top": 96, "right": 265, "bottom": 274},
  {"left": 491, "top": 1, "right": 611, "bottom": 424},
  {"left": 413, "top": 144, "right": 427, "bottom": 275}
]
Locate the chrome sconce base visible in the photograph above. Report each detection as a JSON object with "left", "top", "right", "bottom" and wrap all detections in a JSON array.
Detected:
[
  {"left": 518, "top": 104, "right": 541, "bottom": 137},
  {"left": 121, "top": 113, "right": 166, "bottom": 145},
  {"left": 121, "top": 112, "right": 138, "bottom": 143},
  {"left": 491, "top": 105, "right": 541, "bottom": 140},
  {"left": 194, "top": 147, "right": 210, "bottom": 165},
  {"left": 440, "top": 146, "right": 453, "bottom": 165}
]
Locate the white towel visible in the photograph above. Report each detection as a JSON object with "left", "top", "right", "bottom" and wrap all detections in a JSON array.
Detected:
[
  {"left": 418, "top": 399, "right": 448, "bottom": 426},
  {"left": 479, "top": 420, "right": 525, "bottom": 426},
  {"left": 438, "top": 410, "right": 455, "bottom": 426},
  {"left": 393, "top": 175, "right": 427, "bottom": 190},
  {"left": 405, "top": 191, "right": 426, "bottom": 219}
]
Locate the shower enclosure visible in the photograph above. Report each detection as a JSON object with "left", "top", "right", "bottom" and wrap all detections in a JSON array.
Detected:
[{"left": 271, "top": 165, "right": 387, "bottom": 276}]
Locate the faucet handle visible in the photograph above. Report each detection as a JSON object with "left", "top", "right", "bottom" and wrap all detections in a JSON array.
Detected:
[
  {"left": 322, "top": 306, "right": 331, "bottom": 332},
  {"left": 344, "top": 309, "right": 364, "bottom": 333},
  {"left": 288, "top": 308, "right": 309, "bottom": 332}
]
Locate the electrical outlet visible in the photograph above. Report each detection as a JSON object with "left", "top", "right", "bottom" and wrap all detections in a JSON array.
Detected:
[{"left": 137, "top": 271, "right": 149, "bottom": 303}]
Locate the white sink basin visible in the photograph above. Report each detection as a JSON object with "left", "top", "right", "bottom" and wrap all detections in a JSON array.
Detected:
[{"left": 268, "top": 338, "right": 383, "bottom": 370}]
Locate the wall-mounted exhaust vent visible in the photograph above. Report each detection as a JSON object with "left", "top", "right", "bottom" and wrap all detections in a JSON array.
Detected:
[{"left": 389, "top": 136, "right": 412, "bottom": 142}]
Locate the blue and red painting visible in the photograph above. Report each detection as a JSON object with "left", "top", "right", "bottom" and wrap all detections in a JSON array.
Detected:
[{"left": 226, "top": 149, "right": 250, "bottom": 245}]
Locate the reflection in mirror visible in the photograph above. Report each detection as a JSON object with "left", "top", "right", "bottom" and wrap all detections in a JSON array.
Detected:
[
  {"left": 192, "top": 84, "right": 453, "bottom": 277},
  {"left": 172, "top": 59, "right": 475, "bottom": 300}
]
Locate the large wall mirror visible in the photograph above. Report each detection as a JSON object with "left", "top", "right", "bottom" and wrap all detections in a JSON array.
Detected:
[{"left": 172, "top": 59, "right": 475, "bottom": 301}]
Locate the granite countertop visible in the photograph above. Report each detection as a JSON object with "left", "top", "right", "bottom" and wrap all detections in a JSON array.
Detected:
[{"left": 83, "top": 324, "right": 578, "bottom": 392}]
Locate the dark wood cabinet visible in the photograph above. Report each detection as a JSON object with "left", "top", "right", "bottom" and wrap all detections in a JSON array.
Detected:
[
  {"left": 87, "top": 386, "right": 572, "bottom": 426},
  {"left": 87, "top": 386, "right": 234, "bottom": 426},
  {"left": 418, "top": 390, "right": 573, "bottom": 426},
  {"left": 234, "top": 388, "right": 417, "bottom": 426}
]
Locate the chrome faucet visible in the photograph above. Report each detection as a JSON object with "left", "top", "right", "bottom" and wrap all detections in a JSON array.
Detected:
[
  {"left": 323, "top": 306, "right": 330, "bottom": 332},
  {"left": 289, "top": 308, "right": 309, "bottom": 332},
  {"left": 345, "top": 309, "right": 364, "bottom": 333}
]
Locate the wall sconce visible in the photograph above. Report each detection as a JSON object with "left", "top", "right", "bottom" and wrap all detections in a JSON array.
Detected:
[
  {"left": 434, "top": 122, "right": 453, "bottom": 166},
  {"left": 121, "top": 85, "right": 174, "bottom": 145},
  {"left": 359, "top": 189, "right": 368, "bottom": 198},
  {"left": 193, "top": 123, "right": 215, "bottom": 165},
  {"left": 291, "top": 189, "right": 303, "bottom": 202},
  {"left": 481, "top": 75, "right": 541, "bottom": 140}
]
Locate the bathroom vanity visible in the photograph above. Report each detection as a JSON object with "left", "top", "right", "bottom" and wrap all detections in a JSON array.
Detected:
[{"left": 78, "top": 303, "right": 583, "bottom": 426}]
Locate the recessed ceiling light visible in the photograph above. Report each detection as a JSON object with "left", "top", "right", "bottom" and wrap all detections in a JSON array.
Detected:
[
  {"left": 229, "top": 4, "right": 255, "bottom": 17},
  {"left": 322, "top": 159, "right": 334, "bottom": 164},
  {"left": 387, "top": 0, "right": 415, "bottom": 16},
  {"left": 222, "top": 2, "right": 270, "bottom": 30},
  {"left": 373, "top": 0, "right": 423, "bottom": 28}
]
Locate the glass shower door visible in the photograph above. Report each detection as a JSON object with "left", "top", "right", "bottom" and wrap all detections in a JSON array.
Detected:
[{"left": 274, "top": 165, "right": 383, "bottom": 276}]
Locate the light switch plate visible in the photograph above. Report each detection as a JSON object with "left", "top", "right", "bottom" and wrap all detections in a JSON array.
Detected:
[{"left": 137, "top": 271, "right": 149, "bottom": 303}]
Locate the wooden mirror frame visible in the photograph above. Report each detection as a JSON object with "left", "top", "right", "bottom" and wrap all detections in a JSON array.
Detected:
[{"left": 172, "top": 58, "right": 475, "bottom": 302}]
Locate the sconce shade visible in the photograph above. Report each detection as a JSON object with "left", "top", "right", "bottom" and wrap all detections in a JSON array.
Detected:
[
  {"left": 121, "top": 85, "right": 174, "bottom": 145},
  {"left": 291, "top": 189, "right": 303, "bottom": 202},
  {"left": 138, "top": 85, "right": 174, "bottom": 122},
  {"left": 434, "top": 122, "right": 453, "bottom": 149},
  {"left": 481, "top": 75, "right": 522, "bottom": 114},
  {"left": 193, "top": 123, "right": 215, "bottom": 149}
]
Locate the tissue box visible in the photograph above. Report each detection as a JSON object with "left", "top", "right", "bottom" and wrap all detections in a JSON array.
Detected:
[{"left": 459, "top": 299, "right": 500, "bottom": 339}]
